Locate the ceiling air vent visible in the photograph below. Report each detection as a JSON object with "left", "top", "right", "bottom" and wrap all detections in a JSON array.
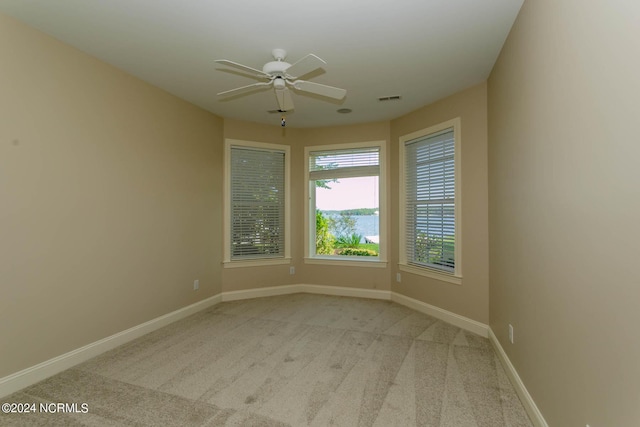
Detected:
[{"left": 378, "top": 95, "right": 402, "bottom": 101}]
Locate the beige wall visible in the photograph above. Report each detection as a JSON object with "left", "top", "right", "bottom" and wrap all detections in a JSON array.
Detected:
[
  {"left": 297, "top": 122, "right": 392, "bottom": 291},
  {"left": 221, "top": 119, "right": 302, "bottom": 291},
  {"left": 222, "top": 119, "right": 392, "bottom": 292},
  {"left": 488, "top": 1, "right": 640, "bottom": 425},
  {"left": 224, "top": 101, "right": 490, "bottom": 310},
  {"left": 390, "top": 84, "right": 489, "bottom": 323},
  {"left": 0, "top": 14, "right": 223, "bottom": 378}
]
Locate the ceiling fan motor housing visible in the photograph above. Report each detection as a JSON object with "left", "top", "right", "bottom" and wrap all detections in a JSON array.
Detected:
[
  {"left": 262, "top": 48, "right": 291, "bottom": 77},
  {"left": 262, "top": 60, "right": 291, "bottom": 76}
]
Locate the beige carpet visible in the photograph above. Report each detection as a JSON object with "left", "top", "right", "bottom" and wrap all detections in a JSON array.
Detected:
[{"left": 1, "top": 293, "right": 532, "bottom": 426}]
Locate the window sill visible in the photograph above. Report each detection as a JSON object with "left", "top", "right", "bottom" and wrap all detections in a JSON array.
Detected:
[
  {"left": 224, "top": 258, "right": 291, "bottom": 268},
  {"left": 305, "top": 257, "right": 388, "bottom": 268},
  {"left": 399, "top": 263, "right": 462, "bottom": 285}
]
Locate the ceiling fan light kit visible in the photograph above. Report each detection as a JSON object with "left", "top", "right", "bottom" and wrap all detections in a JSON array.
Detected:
[
  {"left": 215, "top": 49, "right": 347, "bottom": 121},
  {"left": 273, "top": 78, "right": 286, "bottom": 90}
]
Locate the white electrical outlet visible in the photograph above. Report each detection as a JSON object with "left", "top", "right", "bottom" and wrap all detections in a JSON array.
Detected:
[
  {"left": 193, "top": 279, "right": 199, "bottom": 290},
  {"left": 396, "top": 273, "right": 402, "bottom": 283},
  {"left": 508, "top": 324, "right": 514, "bottom": 344},
  {"left": 289, "top": 266, "right": 295, "bottom": 275}
]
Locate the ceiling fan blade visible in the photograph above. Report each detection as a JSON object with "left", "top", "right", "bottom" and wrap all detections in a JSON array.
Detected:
[
  {"left": 285, "top": 54, "right": 326, "bottom": 79},
  {"left": 215, "top": 59, "right": 269, "bottom": 78},
  {"left": 217, "top": 82, "right": 270, "bottom": 97},
  {"left": 275, "top": 88, "right": 294, "bottom": 112},
  {"left": 292, "top": 80, "right": 347, "bottom": 100}
]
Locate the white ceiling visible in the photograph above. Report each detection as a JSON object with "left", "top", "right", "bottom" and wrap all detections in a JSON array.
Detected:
[{"left": 0, "top": 0, "right": 523, "bottom": 128}]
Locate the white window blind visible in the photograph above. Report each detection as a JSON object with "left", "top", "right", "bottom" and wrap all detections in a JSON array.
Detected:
[
  {"left": 405, "top": 128, "right": 455, "bottom": 272},
  {"left": 309, "top": 147, "right": 379, "bottom": 180},
  {"left": 230, "top": 146, "right": 285, "bottom": 260}
]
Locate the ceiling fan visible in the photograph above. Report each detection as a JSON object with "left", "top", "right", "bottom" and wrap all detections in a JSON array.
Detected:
[{"left": 215, "top": 49, "right": 347, "bottom": 112}]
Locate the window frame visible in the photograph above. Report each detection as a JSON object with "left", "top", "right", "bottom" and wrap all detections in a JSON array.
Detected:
[
  {"left": 304, "top": 140, "right": 387, "bottom": 267},
  {"left": 223, "top": 139, "right": 291, "bottom": 268},
  {"left": 399, "top": 118, "right": 462, "bottom": 284}
]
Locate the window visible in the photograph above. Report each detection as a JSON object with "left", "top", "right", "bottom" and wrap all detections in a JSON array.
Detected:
[
  {"left": 224, "top": 139, "right": 290, "bottom": 266},
  {"left": 399, "top": 118, "right": 461, "bottom": 284},
  {"left": 305, "top": 141, "right": 386, "bottom": 266}
]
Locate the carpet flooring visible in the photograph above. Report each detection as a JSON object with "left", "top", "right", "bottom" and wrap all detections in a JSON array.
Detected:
[{"left": 1, "top": 293, "right": 532, "bottom": 426}]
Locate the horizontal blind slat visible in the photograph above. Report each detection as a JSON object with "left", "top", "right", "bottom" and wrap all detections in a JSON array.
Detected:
[{"left": 309, "top": 147, "right": 380, "bottom": 172}]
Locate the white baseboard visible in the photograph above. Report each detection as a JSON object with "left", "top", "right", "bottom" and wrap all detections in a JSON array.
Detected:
[
  {"left": 223, "top": 285, "right": 485, "bottom": 336},
  {"left": 0, "top": 294, "right": 222, "bottom": 399},
  {"left": 221, "top": 284, "right": 391, "bottom": 302},
  {"left": 221, "top": 284, "right": 301, "bottom": 301},
  {"left": 391, "top": 292, "right": 489, "bottom": 337},
  {"left": 0, "top": 284, "right": 492, "bottom": 401},
  {"left": 299, "top": 284, "right": 391, "bottom": 300},
  {"left": 489, "top": 328, "right": 548, "bottom": 427}
]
